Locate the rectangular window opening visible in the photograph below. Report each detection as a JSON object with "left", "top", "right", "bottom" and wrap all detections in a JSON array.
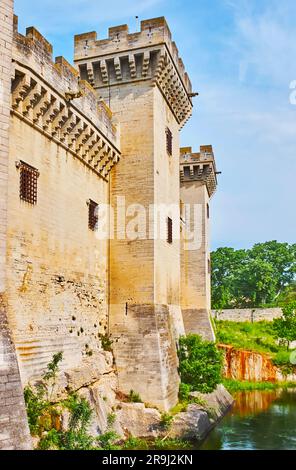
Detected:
[
  {"left": 88, "top": 199, "right": 99, "bottom": 231},
  {"left": 166, "top": 127, "right": 173, "bottom": 156},
  {"left": 167, "top": 216, "right": 173, "bottom": 244},
  {"left": 19, "top": 161, "right": 39, "bottom": 205}
]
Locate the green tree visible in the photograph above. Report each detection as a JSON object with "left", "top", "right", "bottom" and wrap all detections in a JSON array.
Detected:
[
  {"left": 211, "top": 247, "right": 247, "bottom": 309},
  {"left": 178, "top": 334, "right": 223, "bottom": 393},
  {"left": 250, "top": 241, "right": 296, "bottom": 300},
  {"left": 211, "top": 241, "right": 296, "bottom": 309},
  {"left": 273, "top": 302, "right": 296, "bottom": 350},
  {"left": 232, "top": 258, "right": 277, "bottom": 307}
]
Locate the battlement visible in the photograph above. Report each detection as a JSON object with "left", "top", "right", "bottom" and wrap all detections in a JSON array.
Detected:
[
  {"left": 11, "top": 16, "right": 120, "bottom": 179},
  {"left": 74, "top": 17, "right": 191, "bottom": 89},
  {"left": 180, "top": 146, "right": 218, "bottom": 197},
  {"left": 74, "top": 17, "right": 194, "bottom": 126}
]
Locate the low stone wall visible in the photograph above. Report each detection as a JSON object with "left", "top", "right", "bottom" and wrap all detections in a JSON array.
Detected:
[{"left": 212, "top": 308, "right": 282, "bottom": 322}]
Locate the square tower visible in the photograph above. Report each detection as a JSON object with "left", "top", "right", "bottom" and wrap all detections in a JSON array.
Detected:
[
  {"left": 74, "top": 17, "right": 193, "bottom": 409},
  {"left": 180, "top": 146, "right": 218, "bottom": 341}
]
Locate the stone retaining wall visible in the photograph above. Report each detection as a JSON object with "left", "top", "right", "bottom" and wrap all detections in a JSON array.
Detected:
[{"left": 212, "top": 308, "right": 282, "bottom": 322}]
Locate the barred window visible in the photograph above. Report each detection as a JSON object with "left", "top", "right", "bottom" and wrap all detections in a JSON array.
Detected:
[
  {"left": 88, "top": 199, "right": 98, "bottom": 231},
  {"left": 166, "top": 127, "right": 173, "bottom": 156},
  {"left": 18, "top": 161, "right": 39, "bottom": 205},
  {"left": 167, "top": 217, "right": 173, "bottom": 244}
]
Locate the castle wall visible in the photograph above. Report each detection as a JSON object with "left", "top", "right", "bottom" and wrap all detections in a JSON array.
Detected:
[
  {"left": 7, "top": 118, "right": 110, "bottom": 381},
  {"left": 5, "top": 21, "right": 120, "bottom": 384},
  {"left": 0, "top": 0, "right": 31, "bottom": 450}
]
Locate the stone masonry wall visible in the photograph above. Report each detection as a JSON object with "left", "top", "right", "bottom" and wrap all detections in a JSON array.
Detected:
[
  {"left": 212, "top": 308, "right": 283, "bottom": 322},
  {"left": 0, "top": 0, "right": 31, "bottom": 450},
  {"left": 6, "top": 20, "right": 119, "bottom": 384}
]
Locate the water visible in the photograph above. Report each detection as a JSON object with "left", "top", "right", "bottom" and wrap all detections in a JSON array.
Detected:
[{"left": 199, "top": 388, "right": 296, "bottom": 450}]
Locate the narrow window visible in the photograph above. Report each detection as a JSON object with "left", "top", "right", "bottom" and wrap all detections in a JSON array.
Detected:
[
  {"left": 166, "top": 127, "right": 173, "bottom": 156},
  {"left": 18, "top": 161, "right": 39, "bottom": 205},
  {"left": 207, "top": 203, "right": 210, "bottom": 219},
  {"left": 208, "top": 258, "right": 211, "bottom": 274},
  {"left": 167, "top": 217, "right": 173, "bottom": 244},
  {"left": 88, "top": 199, "right": 98, "bottom": 231},
  {"left": 184, "top": 166, "right": 190, "bottom": 178}
]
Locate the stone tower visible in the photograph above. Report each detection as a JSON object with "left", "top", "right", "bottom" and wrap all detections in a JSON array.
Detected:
[
  {"left": 180, "top": 146, "right": 217, "bottom": 341},
  {"left": 74, "top": 17, "right": 193, "bottom": 409},
  {"left": 0, "top": 0, "right": 31, "bottom": 449}
]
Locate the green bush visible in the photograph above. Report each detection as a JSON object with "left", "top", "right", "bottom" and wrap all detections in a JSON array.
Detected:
[
  {"left": 127, "top": 390, "right": 142, "bottom": 403},
  {"left": 273, "top": 350, "right": 293, "bottom": 366},
  {"left": 159, "top": 412, "right": 173, "bottom": 430},
  {"left": 99, "top": 334, "right": 113, "bottom": 352},
  {"left": 273, "top": 302, "right": 296, "bottom": 350},
  {"left": 178, "top": 382, "right": 191, "bottom": 401},
  {"left": 178, "top": 334, "right": 223, "bottom": 393}
]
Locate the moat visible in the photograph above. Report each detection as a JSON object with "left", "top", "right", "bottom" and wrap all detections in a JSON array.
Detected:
[{"left": 199, "top": 388, "right": 296, "bottom": 450}]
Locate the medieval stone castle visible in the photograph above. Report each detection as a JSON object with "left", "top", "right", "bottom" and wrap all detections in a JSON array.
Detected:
[{"left": 0, "top": 0, "right": 218, "bottom": 449}]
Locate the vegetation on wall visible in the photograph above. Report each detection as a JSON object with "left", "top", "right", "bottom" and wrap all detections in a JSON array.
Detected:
[
  {"left": 211, "top": 241, "right": 296, "bottom": 309},
  {"left": 178, "top": 334, "right": 223, "bottom": 394}
]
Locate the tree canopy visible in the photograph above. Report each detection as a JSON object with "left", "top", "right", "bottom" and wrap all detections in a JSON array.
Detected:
[{"left": 211, "top": 241, "right": 296, "bottom": 309}]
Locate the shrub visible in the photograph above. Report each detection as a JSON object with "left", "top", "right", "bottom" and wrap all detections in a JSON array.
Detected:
[
  {"left": 273, "top": 302, "right": 296, "bottom": 350},
  {"left": 96, "top": 431, "right": 120, "bottom": 450},
  {"left": 123, "top": 437, "right": 149, "bottom": 450},
  {"left": 159, "top": 412, "right": 173, "bottom": 430},
  {"left": 100, "top": 334, "right": 113, "bottom": 352},
  {"left": 107, "top": 412, "right": 116, "bottom": 428},
  {"left": 127, "top": 390, "right": 142, "bottom": 403},
  {"left": 178, "top": 334, "right": 223, "bottom": 393},
  {"left": 178, "top": 382, "right": 191, "bottom": 401}
]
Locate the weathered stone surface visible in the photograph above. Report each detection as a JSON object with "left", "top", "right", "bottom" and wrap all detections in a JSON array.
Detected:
[
  {"left": 116, "top": 403, "right": 162, "bottom": 438},
  {"left": 77, "top": 374, "right": 122, "bottom": 436},
  {"left": 0, "top": 0, "right": 32, "bottom": 450},
  {"left": 170, "top": 385, "right": 233, "bottom": 440},
  {"left": 170, "top": 405, "right": 210, "bottom": 440},
  {"left": 64, "top": 352, "right": 113, "bottom": 393},
  {"left": 220, "top": 344, "right": 296, "bottom": 383},
  {"left": 191, "top": 384, "right": 234, "bottom": 421},
  {"left": 60, "top": 372, "right": 121, "bottom": 437},
  {"left": 212, "top": 308, "right": 282, "bottom": 322}
]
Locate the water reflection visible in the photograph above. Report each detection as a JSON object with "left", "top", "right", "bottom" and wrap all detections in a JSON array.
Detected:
[{"left": 200, "top": 389, "right": 296, "bottom": 450}]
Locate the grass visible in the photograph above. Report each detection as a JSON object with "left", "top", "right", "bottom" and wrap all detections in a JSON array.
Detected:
[
  {"left": 216, "top": 320, "right": 295, "bottom": 366},
  {"left": 122, "top": 436, "right": 192, "bottom": 450},
  {"left": 223, "top": 378, "right": 296, "bottom": 392}
]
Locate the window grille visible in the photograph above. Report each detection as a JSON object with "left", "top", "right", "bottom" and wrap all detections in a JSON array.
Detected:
[
  {"left": 18, "top": 161, "right": 39, "bottom": 205},
  {"left": 88, "top": 199, "right": 98, "bottom": 231}
]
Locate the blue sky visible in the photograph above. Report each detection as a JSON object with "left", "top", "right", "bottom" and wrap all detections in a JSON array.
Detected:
[{"left": 14, "top": 0, "right": 296, "bottom": 250}]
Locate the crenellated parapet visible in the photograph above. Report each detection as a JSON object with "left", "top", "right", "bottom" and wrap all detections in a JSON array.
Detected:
[
  {"left": 74, "top": 17, "right": 194, "bottom": 127},
  {"left": 180, "top": 146, "right": 218, "bottom": 197},
  {"left": 11, "top": 16, "right": 120, "bottom": 180}
]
